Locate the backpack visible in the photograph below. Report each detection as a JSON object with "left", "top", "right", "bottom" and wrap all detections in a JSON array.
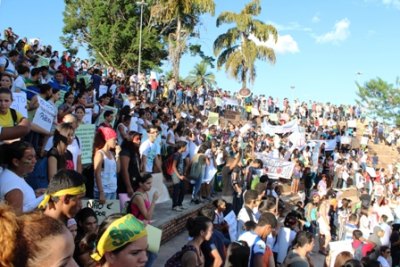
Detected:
[
  {"left": 165, "top": 245, "right": 197, "bottom": 267},
  {"left": 354, "top": 242, "right": 364, "bottom": 261},
  {"left": 25, "top": 157, "right": 49, "bottom": 190},
  {"left": 10, "top": 108, "right": 18, "bottom": 126},
  {"left": 164, "top": 153, "right": 175, "bottom": 176}
]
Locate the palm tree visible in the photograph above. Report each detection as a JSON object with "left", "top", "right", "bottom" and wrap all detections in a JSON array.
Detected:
[
  {"left": 213, "top": 0, "right": 278, "bottom": 89},
  {"left": 186, "top": 61, "right": 217, "bottom": 89},
  {"left": 151, "top": 0, "right": 215, "bottom": 80}
]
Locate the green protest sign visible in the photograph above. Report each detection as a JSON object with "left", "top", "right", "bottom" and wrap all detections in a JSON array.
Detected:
[{"left": 75, "top": 124, "right": 96, "bottom": 164}]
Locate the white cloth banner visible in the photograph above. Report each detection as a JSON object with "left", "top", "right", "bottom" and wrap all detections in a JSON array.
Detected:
[
  {"left": 288, "top": 131, "right": 306, "bottom": 149},
  {"left": 11, "top": 92, "right": 28, "bottom": 118},
  {"left": 32, "top": 96, "right": 56, "bottom": 133},
  {"left": 255, "top": 153, "right": 295, "bottom": 179},
  {"left": 262, "top": 120, "right": 299, "bottom": 135},
  {"left": 223, "top": 97, "right": 239, "bottom": 106},
  {"left": 251, "top": 107, "right": 260, "bottom": 116}
]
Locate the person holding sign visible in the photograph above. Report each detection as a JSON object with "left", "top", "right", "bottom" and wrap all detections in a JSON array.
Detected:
[
  {"left": 0, "top": 88, "right": 31, "bottom": 142},
  {"left": 93, "top": 127, "right": 120, "bottom": 204},
  {"left": 91, "top": 213, "right": 149, "bottom": 267}
]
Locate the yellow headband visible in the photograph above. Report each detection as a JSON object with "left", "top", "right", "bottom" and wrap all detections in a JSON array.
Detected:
[
  {"left": 38, "top": 184, "right": 86, "bottom": 209},
  {"left": 91, "top": 214, "right": 147, "bottom": 262}
]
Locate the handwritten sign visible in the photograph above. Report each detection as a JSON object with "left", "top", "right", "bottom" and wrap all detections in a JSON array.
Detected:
[
  {"left": 37, "top": 55, "right": 50, "bottom": 68},
  {"left": 32, "top": 96, "right": 56, "bottom": 133},
  {"left": 11, "top": 92, "right": 28, "bottom": 118},
  {"left": 75, "top": 124, "right": 96, "bottom": 164},
  {"left": 256, "top": 153, "right": 295, "bottom": 179},
  {"left": 77, "top": 74, "right": 91, "bottom": 88},
  {"left": 208, "top": 112, "right": 219, "bottom": 126},
  {"left": 96, "top": 106, "right": 118, "bottom": 127},
  {"left": 82, "top": 199, "right": 120, "bottom": 223},
  {"left": 347, "top": 119, "right": 357, "bottom": 128}
]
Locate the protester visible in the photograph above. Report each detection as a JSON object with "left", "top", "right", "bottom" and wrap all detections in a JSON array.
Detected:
[
  {"left": 0, "top": 204, "right": 77, "bottom": 267},
  {"left": 91, "top": 213, "right": 149, "bottom": 267}
]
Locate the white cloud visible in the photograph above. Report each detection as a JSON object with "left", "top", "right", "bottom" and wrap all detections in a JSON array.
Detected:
[
  {"left": 382, "top": 0, "right": 400, "bottom": 9},
  {"left": 315, "top": 18, "right": 350, "bottom": 44},
  {"left": 312, "top": 14, "right": 320, "bottom": 23},
  {"left": 249, "top": 34, "right": 300, "bottom": 54}
]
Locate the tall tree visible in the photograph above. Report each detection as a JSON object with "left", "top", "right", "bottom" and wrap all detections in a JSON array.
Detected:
[
  {"left": 213, "top": 0, "right": 278, "bottom": 89},
  {"left": 151, "top": 0, "right": 215, "bottom": 79},
  {"left": 62, "top": 0, "right": 167, "bottom": 72},
  {"left": 356, "top": 77, "right": 400, "bottom": 125},
  {"left": 186, "top": 60, "right": 216, "bottom": 89}
]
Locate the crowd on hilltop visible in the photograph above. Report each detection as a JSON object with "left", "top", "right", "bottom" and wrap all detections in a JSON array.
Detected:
[{"left": 1, "top": 27, "right": 400, "bottom": 267}]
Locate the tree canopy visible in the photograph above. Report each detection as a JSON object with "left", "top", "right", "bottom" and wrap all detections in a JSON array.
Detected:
[
  {"left": 356, "top": 77, "right": 400, "bottom": 125},
  {"left": 185, "top": 60, "right": 216, "bottom": 89},
  {"left": 62, "top": 0, "right": 167, "bottom": 72},
  {"left": 213, "top": 0, "right": 278, "bottom": 89},
  {"left": 151, "top": 0, "right": 215, "bottom": 79}
]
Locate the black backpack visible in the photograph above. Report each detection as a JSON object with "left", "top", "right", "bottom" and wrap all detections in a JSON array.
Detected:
[{"left": 165, "top": 245, "right": 197, "bottom": 267}]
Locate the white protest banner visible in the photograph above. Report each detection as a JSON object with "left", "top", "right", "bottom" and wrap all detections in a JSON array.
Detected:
[
  {"left": 269, "top": 113, "right": 279, "bottom": 122},
  {"left": 347, "top": 119, "right": 357, "bottom": 128},
  {"left": 324, "top": 139, "right": 337, "bottom": 151},
  {"left": 32, "top": 96, "right": 56, "bottom": 133},
  {"left": 360, "top": 136, "right": 368, "bottom": 146},
  {"left": 11, "top": 92, "right": 28, "bottom": 118},
  {"left": 224, "top": 210, "right": 238, "bottom": 241},
  {"left": 223, "top": 97, "right": 239, "bottom": 106},
  {"left": 82, "top": 199, "right": 120, "bottom": 223},
  {"left": 75, "top": 124, "right": 96, "bottom": 164},
  {"left": 262, "top": 120, "right": 299, "bottom": 135},
  {"left": 96, "top": 106, "right": 118, "bottom": 127},
  {"left": 99, "top": 85, "right": 108, "bottom": 98},
  {"left": 148, "top": 173, "right": 170, "bottom": 203},
  {"left": 83, "top": 108, "right": 92, "bottom": 124},
  {"left": 341, "top": 136, "right": 352, "bottom": 145},
  {"left": 256, "top": 153, "right": 295, "bottom": 179},
  {"left": 208, "top": 112, "right": 219, "bottom": 126}
]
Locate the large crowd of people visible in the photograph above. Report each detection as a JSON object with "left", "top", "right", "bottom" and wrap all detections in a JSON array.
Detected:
[{"left": 1, "top": 27, "right": 400, "bottom": 267}]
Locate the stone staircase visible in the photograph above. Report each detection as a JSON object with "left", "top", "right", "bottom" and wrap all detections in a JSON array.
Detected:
[{"left": 355, "top": 121, "right": 399, "bottom": 168}]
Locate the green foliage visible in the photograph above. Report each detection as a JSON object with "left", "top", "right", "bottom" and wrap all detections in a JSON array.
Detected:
[
  {"left": 151, "top": 0, "right": 215, "bottom": 79},
  {"left": 62, "top": 0, "right": 168, "bottom": 72},
  {"left": 356, "top": 77, "right": 400, "bottom": 124},
  {"left": 185, "top": 60, "right": 216, "bottom": 89},
  {"left": 213, "top": 0, "right": 278, "bottom": 89}
]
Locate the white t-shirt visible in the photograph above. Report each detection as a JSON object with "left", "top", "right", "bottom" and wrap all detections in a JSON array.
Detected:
[
  {"left": 377, "top": 256, "right": 390, "bottom": 267},
  {"left": 0, "top": 169, "right": 44, "bottom": 212},
  {"left": 238, "top": 231, "right": 265, "bottom": 267},
  {"left": 0, "top": 57, "right": 16, "bottom": 76},
  {"left": 11, "top": 75, "right": 27, "bottom": 92},
  {"left": 237, "top": 206, "right": 258, "bottom": 238},
  {"left": 139, "top": 139, "right": 161, "bottom": 172}
]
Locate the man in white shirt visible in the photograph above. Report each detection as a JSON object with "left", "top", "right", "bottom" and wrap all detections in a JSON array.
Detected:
[
  {"left": 237, "top": 190, "right": 260, "bottom": 238},
  {"left": 139, "top": 126, "right": 162, "bottom": 173},
  {"left": 238, "top": 212, "right": 277, "bottom": 267}
]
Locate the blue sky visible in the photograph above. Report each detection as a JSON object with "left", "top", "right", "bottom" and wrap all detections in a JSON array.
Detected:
[{"left": 1, "top": 0, "right": 399, "bottom": 105}]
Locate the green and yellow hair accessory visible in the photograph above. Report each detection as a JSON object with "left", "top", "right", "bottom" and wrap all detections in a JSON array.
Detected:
[
  {"left": 38, "top": 184, "right": 86, "bottom": 209},
  {"left": 91, "top": 214, "right": 147, "bottom": 261}
]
